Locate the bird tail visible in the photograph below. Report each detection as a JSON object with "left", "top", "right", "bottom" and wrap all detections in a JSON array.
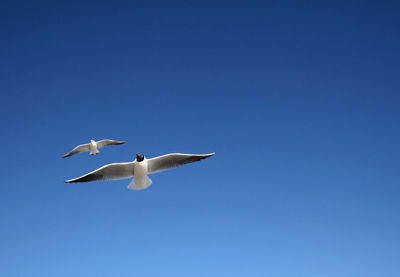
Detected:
[
  {"left": 90, "top": 149, "right": 100, "bottom": 155},
  {"left": 127, "top": 176, "right": 152, "bottom": 190}
]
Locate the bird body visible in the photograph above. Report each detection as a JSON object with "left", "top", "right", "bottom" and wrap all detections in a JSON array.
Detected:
[
  {"left": 129, "top": 157, "right": 152, "bottom": 190},
  {"left": 63, "top": 139, "right": 126, "bottom": 158},
  {"left": 89, "top": 140, "right": 99, "bottom": 155},
  {"left": 65, "top": 152, "right": 215, "bottom": 190}
]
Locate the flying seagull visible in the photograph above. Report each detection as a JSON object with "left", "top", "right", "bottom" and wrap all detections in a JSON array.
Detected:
[
  {"left": 63, "top": 139, "right": 126, "bottom": 158},
  {"left": 65, "top": 152, "right": 215, "bottom": 190}
]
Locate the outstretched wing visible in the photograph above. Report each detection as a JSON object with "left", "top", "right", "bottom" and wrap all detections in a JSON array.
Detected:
[
  {"left": 63, "top": 144, "right": 90, "bottom": 158},
  {"left": 65, "top": 162, "right": 135, "bottom": 183},
  {"left": 147, "top": 153, "right": 215, "bottom": 174},
  {"left": 97, "top": 139, "right": 126, "bottom": 149}
]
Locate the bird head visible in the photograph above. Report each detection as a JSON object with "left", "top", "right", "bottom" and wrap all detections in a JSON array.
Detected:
[{"left": 136, "top": 154, "right": 145, "bottom": 162}]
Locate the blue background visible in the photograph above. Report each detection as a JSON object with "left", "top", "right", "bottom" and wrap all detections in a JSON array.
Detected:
[{"left": 1, "top": 1, "right": 399, "bottom": 276}]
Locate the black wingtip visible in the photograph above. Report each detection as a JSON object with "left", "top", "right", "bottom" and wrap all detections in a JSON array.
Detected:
[{"left": 197, "top": 153, "right": 215, "bottom": 162}]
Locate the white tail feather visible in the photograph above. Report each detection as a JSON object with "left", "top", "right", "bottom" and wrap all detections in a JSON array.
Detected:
[{"left": 127, "top": 176, "right": 152, "bottom": 190}]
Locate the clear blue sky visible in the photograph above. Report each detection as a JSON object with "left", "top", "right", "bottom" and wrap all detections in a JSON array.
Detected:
[{"left": 1, "top": 1, "right": 399, "bottom": 276}]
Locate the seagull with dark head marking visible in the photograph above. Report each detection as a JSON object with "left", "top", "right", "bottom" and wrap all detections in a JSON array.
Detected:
[
  {"left": 65, "top": 152, "right": 215, "bottom": 190},
  {"left": 62, "top": 139, "right": 126, "bottom": 158}
]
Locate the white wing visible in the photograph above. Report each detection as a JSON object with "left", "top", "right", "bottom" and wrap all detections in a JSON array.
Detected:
[
  {"left": 65, "top": 162, "right": 135, "bottom": 183},
  {"left": 63, "top": 144, "right": 90, "bottom": 158},
  {"left": 96, "top": 139, "right": 126, "bottom": 149},
  {"left": 147, "top": 153, "right": 215, "bottom": 174}
]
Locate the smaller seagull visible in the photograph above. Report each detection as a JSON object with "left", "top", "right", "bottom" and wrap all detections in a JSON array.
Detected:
[
  {"left": 63, "top": 139, "right": 126, "bottom": 158},
  {"left": 65, "top": 152, "right": 215, "bottom": 190}
]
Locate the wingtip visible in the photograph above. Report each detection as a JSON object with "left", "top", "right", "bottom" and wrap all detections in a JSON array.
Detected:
[{"left": 200, "top": 152, "right": 215, "bottom": 159}]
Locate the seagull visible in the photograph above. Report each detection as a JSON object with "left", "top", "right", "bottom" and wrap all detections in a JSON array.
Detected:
[
  {"left": 65, "top": 152, "right": 215, "bottom": 190},
  {"left": 63, "top": 139, "right": 126, "bottom": 158}
]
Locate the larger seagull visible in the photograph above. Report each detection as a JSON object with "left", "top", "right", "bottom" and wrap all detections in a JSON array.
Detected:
[
  {"left": 65, "top": 152, "right": 215, "bottom": 190},
  {"left": 63, "top": 139, "right": 126, "bottom": 158}
]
